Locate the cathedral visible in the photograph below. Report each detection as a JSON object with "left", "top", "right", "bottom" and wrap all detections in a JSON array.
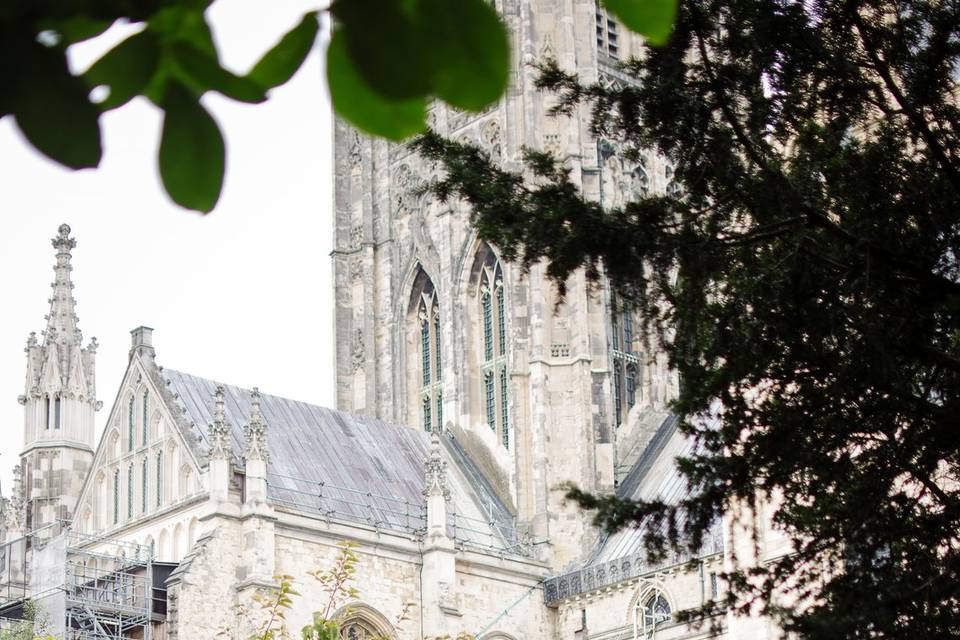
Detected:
[{"left": 0, "top": 2, "right": 789, "bottom": 639}]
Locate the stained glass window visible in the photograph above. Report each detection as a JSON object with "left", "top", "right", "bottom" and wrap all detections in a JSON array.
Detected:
[{"left": 485, "top": 371, "right": 496, "bottom": 430}]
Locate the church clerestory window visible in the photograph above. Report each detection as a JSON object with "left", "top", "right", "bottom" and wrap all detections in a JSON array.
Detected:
[
  {"left": 414, "top": 276, "right": 443, "bottom": 432},
  {"left": 477, "top": 253, "right": 510, "bottom": 448},
  {"left": 610, "top": 292, "right": 642, "bottom": 428}
]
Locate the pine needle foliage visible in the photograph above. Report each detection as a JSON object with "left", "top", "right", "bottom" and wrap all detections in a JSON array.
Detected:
[{"left": 412, "top": 0, "right": 960, "bottom": 637}]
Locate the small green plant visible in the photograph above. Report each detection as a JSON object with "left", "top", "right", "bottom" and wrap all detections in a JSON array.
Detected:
[{"left": 0, "top": 600, "right": 55, "bottom": 640}]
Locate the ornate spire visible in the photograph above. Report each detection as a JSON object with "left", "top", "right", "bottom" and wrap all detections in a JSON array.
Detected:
[
  {"left": 423, "top": 431, "right": 450, "bottom": 501},
  {"left": 27, "top": 224, "right": 97, "bottom": 403},
  {"left": 242, "top": 387, "right": 269, "bottom": 463},
  {"left": 208, "top": 385, "right": 232, "bottom": 461},
  {"left": 46, "top": 224, "right": 81, "bottom": 348}
]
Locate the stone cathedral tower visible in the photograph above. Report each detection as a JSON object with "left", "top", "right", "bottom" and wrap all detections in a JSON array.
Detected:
[
  {"left": 16, "top": 224, "right": 99, "bottom": 532},
  {"left": 332, "top": 0, "right": 679, "bottom": 569}
]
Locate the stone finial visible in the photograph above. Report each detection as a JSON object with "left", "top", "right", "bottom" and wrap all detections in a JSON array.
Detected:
[
  {"left": 26, "top": 332, "right": 37, "bottom": 350},
  {"left": 423, "top": 431, "right": 450, "bottom": 501},
  {"left": 242, "top": 387, "right": 269, "bottom": 463},
  {"left": 208, "top": 385, "right": 232, "bottom": 461},
  {"left": 52, "top": 224, "right": 76, "bottom": 252}
]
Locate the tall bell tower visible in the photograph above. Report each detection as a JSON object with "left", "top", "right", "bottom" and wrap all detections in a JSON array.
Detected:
[{"left": 16, "top": 224, "right": 99, "bottom": 532}]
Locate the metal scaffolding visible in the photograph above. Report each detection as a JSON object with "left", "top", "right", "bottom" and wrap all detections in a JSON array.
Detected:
[{"left": 0, "top": 524, "right": 154, "bottom": 639}]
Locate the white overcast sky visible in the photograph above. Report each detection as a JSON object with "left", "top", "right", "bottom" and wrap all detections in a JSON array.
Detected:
[{"left": 0, "top": 2, "right": 333, "bottom": 491}]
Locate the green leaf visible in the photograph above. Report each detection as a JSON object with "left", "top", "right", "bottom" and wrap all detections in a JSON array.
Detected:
[
  {"left": 12, "top": 43, "right": 102, "bottom": 169},
  {"left": 327, "top": 30, "right": 427, "bottom": 141},
  {"left": 248, "top": 11, "right": 319, "bottom": 90},
  {"left": 602, "top": 0, "right": 677, "bottom": 45},
  {"left": 330, "top": 0, "right": 433, "bottom": 99},
  {"left": 148, "top": 5, "right": 218, "bottom": 58},
  {"left": 84, "top": 30, "right": 161, "bottom": 110},
  {"left": 158, "top": 82, "right": 225, "bottom": 212},
  {"left": 41, "top": 16, "right": 114, "bottom": 45},
  {"left": 419, "top": 0, "right": 510, "bottom": 111},
  {"left": 171, "top": 43, "right": 267, "bottom": 103}
]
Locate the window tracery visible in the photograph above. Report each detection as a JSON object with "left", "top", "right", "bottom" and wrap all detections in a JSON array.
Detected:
[
  {"left": 634, "top": 590, "right": 672, "bottom": 638},
  {"left": 610, "top": 292, "right": 641, "bottom": 427},
  {"left": 412, "top": 270, "right": 443, "bottom": 432},
  {"left": 419, "top": 292, "right": 442, "bottom": 431},
  {"left": 478, "top": 254, "right": 509, "bottom": 447}
]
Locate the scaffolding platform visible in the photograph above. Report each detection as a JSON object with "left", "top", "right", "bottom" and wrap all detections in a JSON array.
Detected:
[{"left": 0, "top": 524, "right": 156, "bottom": 639}]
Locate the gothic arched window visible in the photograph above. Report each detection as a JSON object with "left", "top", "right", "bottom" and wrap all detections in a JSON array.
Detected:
[
  {"left": 155, "top": 450, "right": 163, "bottom": 507},
  {"left": 634, "top": 590, "right": 672, "bottom": 637},
  {"left": 112, "top": 469, "right": 120, "bottom": 525},
  {"left": 141, "top": 459, "right": 149, "bottom": 514},
  {"left": 53, "top": 396, "right": 61, "bottom": 429},
  {"left": 336, "top": 606, "right": 394, "bottom": 640},
  {"left": 610, "top": 292, "right": 641, "bottom": 427},
  {"left": 127, "top": 464, "right": 135, "bottom": 519},
  {"left": 142, "top": 390, "right": 149, "bottom": 446},
  {"left": 419, "top": 293, "right": 442, "bottom": 430},
  {"left": 127, "top": 395, "right": 135, "bottom": 451},
  {"left": 477, "top": 254, "right": 509, "bottom": 447},
  {"left": 409, "top": 267, "right": 443, "bottom": 432}
]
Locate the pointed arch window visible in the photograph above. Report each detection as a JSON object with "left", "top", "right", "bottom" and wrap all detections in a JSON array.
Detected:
[
  {"left": 476, "top": 251, "right": 510, "bottom": 448},
  {"left": 142, "top": 390, "right": 149, "bottom": 446},
  {"left": 634, "top": 590, "right": 672, "bottom": 637},
  {"left": 411, "top": 270, "right": 443, "bottom": 432},
  {"left": 610, "top": 292, "right": 641, "bottom": 428},
  {"left": 141, "top": 459, "right": 148, "bottom": 514},
  {"left": 54, "top": 395, "right": 61, "bottom": 429},
  {"left": 44, "top": 396, "right": 50, "bottom": 430},
  {"left": 112, "top": 469, "right": 120, "bottom": 525},
  {"left": 128, "top": 396, "right": 135, "bottom": 451},
  {"left": 155, "top": 451, "right": 163, "bottom": 507},
  {"left": 127, "top": 464, "right": 134, "bottom": 519}
]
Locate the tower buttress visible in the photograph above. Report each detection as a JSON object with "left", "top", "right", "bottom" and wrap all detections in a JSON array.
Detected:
[{"left": 16, "top": 224, "right": 98, "bottom": 531}]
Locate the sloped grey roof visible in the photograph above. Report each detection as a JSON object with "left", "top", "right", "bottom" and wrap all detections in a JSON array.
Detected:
[
  {"left": 160, "top": 368, "right": 524, "bottom": 555},
  {"left": 544, "top": 412, "right": 723, "bottom": 603}
]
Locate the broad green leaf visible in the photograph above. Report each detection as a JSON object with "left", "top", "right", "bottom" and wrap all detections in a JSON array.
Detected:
[
  {"left": 158, "top": 83, "right": 225, "bottom": 212},
  {"left": 13, "top": 43, "right": 102, "bottom": 169},
  {"left": 84, "top": 30, "right": 161, "bottom": 110},
  {"left": 602, "top": 0, "right": 677, "bottom": 46},
  {"left": 330, "top": 0, "right": 433, "bottom": 99},
  {"left": 149, "top": 5, "right": 218, "bottom": 58},
  {"left": 419, "top": 0, "right": 510, "bottom": 111},
  {"left": 171, "top": 43, "right": 266, "bottom": 103},
  {"left": 41, "top": 16, "right": 114, "bottom": 45},
  {"left": 327, "top": 30, "right": 427, "bottom": 141},
  {"left": 248, "top": 11, "right": 319, "bottom": 90}
]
